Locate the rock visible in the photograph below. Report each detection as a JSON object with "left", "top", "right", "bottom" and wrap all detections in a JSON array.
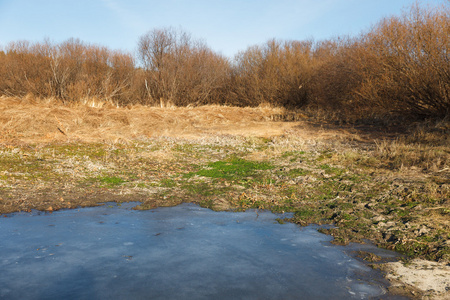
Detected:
[
  {"left": 373, "top": 215, "right": 385, "bottom": 222},
  {"left": 385, "top": 234, "right": 398, "bottom": 243},
  {"left": 417, "top": 226, "right": 430, "bottom": 236},
  {"left": 386, "top": 221, "right": 396, "bottom": 228},
  {"left": 414, "top": 204, "right": 423, "bottom": 210},
  {"left": 365, "top": 202, "right": 377, "bottom": 209}
]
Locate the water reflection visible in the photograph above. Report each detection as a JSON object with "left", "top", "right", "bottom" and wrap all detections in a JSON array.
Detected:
[{"left": 0, "top": 203, "right": 404, "bottom": 299}]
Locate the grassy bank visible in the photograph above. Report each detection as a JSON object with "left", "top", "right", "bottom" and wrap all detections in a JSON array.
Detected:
[{"left": 0, "top": 110, "right": 448, "bottom": 264}]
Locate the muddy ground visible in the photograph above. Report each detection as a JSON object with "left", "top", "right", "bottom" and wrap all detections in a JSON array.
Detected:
[{"left": 1, "top": 96, "right": 449, "bottom": 299}]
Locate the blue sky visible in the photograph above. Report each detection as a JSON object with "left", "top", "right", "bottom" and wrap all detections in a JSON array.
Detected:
[{"left": 0, "top": 0, "right": 447, "bottom": 57}]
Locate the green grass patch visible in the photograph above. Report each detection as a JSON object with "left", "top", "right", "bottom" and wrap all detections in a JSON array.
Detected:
[
  {"left": 317, "top": 151, "right": 333, "bottom": 161},
  {"left": 0, "top": 155, "right": 56, "bottom": 181},
  {"left": 182, "top": 181, "right": 227, "bottom": 197},
  {"left": 295, "top": 208, "right": 316, "bottom": 218},
  {"left": 288, "top": 168, "right": 310, "bottom": 177},
  {"left": 320, "top": 164, "right": 345, "bottom": 177},
  {"left": 159, "top": 178, "right": 176, "bottom": 188},
  {"left": 186, "top": 157, "right": 273, "bottom": 181},
  {"left": 394, "top": 241, "right": 432, "bottom": 259},
  {"left": 281, "top": 150, "right": 307, "bottom": 162},
  {"left": 95, "top": 176, "right": 126, "bottom": 187},
  {"left": 47, "top": 143, "right": 108, "bottom": 159}
]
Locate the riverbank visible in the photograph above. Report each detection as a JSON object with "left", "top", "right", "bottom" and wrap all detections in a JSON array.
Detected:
[{"left": 1, "top": 96, "right": 449, "bottom": 298}]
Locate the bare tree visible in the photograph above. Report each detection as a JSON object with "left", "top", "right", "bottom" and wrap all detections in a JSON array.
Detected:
[
  {"left": 137, "top": 27, "right": 229, "bottom": 106},
  {"left": 137, "top": 27, "right": 182, "bottom": 104}
]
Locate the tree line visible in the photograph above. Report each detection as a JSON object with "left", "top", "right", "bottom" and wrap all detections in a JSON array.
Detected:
[{"left": 0, "top": 3, "right": 448, "bottom": 120}]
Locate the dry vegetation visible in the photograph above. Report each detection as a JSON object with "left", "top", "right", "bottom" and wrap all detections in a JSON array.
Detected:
[
  {"left": 0, "top": 95, "right": 292, "bottom": 144},
  {"left": 0, "top": 3, "right": 448, "bottom": 120}
]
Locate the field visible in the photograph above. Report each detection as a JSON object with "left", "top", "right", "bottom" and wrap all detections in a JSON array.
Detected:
[{"left": 1, "top": 96, "right": 449, "bottom": 298}]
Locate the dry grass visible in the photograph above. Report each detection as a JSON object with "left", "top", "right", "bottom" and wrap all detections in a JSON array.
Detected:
[
  {"left": 0, "top": 96, "right": 300, "bottom": 144},
  {"left": 374, "top": 139, "right": 450, "bottom": 173},
  {"left": 2, "top": 95, "right": 448, "bottom": 177}
]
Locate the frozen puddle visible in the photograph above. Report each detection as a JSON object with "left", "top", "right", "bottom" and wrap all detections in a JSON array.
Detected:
[{"left": 0, "top": 203, "right": 403, "bottom": 299}]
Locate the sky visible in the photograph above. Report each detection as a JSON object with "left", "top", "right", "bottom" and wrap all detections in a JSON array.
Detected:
[{"left": 0, "top": 0, "right": 447, "bottom": 58}]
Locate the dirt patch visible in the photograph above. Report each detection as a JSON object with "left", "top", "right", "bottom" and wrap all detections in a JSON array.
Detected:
[{"left": 384, "top": 259, "right": 450, "bottom": 299}]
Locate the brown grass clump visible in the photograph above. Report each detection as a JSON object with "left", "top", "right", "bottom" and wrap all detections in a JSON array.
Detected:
[{"left": 0, "top": 96, "right": 299, "bottom": 144}]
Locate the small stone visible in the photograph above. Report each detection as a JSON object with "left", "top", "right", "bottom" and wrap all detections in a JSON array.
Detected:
[
  {"left": 373, "top": 215, "right": 385, "bottom": 222},
  {"left": 417, "top": 226, "right": 430, "bottom": 236},
  {"left": 386, "top": 221, "right": 396, "bottom": 227},
  {"left": 365, "top": 202, "right": 378, "bottom": 209}
]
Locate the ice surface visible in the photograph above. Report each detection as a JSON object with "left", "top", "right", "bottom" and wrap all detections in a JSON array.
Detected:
[{"left": 0, "top": 203, "right": 401, "bottom": 299}]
